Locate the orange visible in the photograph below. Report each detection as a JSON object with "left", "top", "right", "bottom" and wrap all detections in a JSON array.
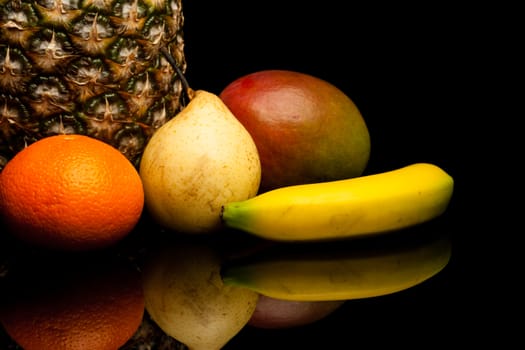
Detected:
[
  {"left": 0, "top": 253, "right": 145, "bottom": 350},
  {"left": 0, "top": 134, "right": 144, "bottom": 251}
]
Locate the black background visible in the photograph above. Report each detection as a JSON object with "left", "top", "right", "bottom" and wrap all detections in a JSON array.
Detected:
[{"left": 180, "top": 1, "right": 514, "bottom": 348}]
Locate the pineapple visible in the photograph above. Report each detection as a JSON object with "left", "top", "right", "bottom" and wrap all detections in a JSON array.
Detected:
[
  {"left": 0, "top": 1, "right": 188, "bottom": 347},
  {"left": 0, "top": 0, "right": 186, "bottom": 170}
]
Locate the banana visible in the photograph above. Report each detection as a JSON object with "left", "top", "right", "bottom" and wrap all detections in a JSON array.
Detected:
[
  {"left": 220, "top": 163, "right": 454, "bottom": 241},
  {"left": 221, "top": 234, "right": 452, "bottom": 301}
]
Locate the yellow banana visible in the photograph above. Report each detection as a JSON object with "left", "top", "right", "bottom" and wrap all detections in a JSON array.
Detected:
[
  {"left": 220, "top": 163, "right": 454, "bottom": 241},
  {"left": 221, "top": 234, "right": 452, "bottom": 301}
]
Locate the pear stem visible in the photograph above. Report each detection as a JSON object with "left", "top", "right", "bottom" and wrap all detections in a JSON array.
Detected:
[{"left": 160, "top": 47, "right": 194, "bottom": 102}]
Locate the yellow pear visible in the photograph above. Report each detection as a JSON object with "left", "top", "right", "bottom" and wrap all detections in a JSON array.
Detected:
[
  {"left": 141, "top": 241, "right": 259, "bottom": 350},
  {"left": 139, "top": 90, "right": 261, "bottom": 234}
]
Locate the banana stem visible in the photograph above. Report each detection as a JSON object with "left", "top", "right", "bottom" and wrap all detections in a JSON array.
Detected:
[{"left": 160, "top": 47, "right": 194, "bottom": 102}]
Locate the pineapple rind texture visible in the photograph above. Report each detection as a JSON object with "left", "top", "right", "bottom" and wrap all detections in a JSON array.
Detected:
[{"left": 0, "top": 0, "right": 186, "bottom": 170}]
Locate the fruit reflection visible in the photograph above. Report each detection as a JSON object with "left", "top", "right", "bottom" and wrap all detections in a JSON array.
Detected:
[{"left": 0, "top": 250, "right": 144, "bottom": 350}]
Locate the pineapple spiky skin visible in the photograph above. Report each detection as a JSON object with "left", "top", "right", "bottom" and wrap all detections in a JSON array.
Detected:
[{"left": 0, "top": 0, "right": 186, "bottom": 170}]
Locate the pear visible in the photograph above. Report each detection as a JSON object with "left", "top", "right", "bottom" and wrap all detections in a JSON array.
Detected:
[
  {"left": 141, "top": 240, "right": 259, "bottom": 350},
  {"left": 139, "top": 90, "right": 261, "bottom": 234}
]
